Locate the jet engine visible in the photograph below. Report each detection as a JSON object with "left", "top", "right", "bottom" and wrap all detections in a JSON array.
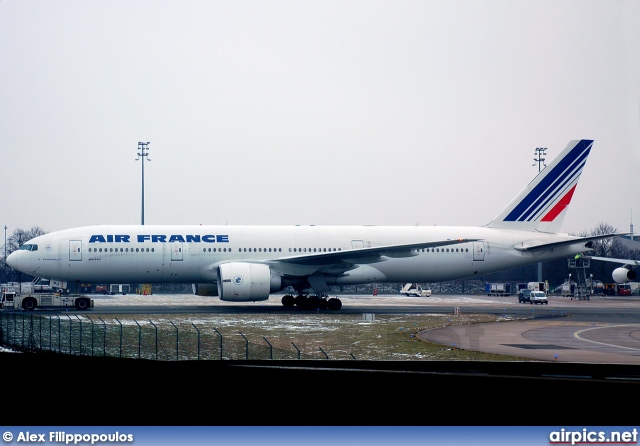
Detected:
[
  {"left": 612, "top": 267, "right": 637, "bottom": 283},
  {"left": 216, "top": 262, "right": 282, "bottom": 301},
  {"left": 192, "top": 283, "right": 218, "bottom": 296}
]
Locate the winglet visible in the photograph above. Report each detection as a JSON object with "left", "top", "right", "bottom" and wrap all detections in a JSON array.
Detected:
[{"left": 485, "top": 139, "right": 593, "bottom": 233}]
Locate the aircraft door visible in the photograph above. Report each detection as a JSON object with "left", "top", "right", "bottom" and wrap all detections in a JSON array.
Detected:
[
  {"left": 171, "top": 242, "right": 183, "bottom": 261},
  {"left": 473, "top": 241, "right": 485, "bottom": 261},
  {"left": 69, "top": 240, "right": 82, "bottom": 261},
  {"left": 352, "top": 240, "right": 364, "bottom": 249}
]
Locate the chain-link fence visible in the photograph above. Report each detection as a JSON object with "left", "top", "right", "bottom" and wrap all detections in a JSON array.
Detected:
[{"left": 0, "top": 311, "right": 328, "bottom": 360}]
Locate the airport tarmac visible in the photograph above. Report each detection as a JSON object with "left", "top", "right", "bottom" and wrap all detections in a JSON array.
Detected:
[
  {"left": 84, "top": 291, "right": 640, "bottom": 364},
  {"left": 4, "top": 291, "right": 640, "bottom": 426}
]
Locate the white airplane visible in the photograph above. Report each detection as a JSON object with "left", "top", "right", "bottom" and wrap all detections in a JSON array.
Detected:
[
  {"left": 7, "top": 139, "right": 628, "bottom": 310},
  {"left": 582, "top": 255, "right": 639, "bottom": 283}
]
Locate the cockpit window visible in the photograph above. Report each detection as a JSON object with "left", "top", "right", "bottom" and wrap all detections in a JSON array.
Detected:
[{"left": 19, "top": 244, "right": 38, "bottom": 251}]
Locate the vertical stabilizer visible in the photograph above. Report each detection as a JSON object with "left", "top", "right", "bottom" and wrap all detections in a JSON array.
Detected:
[{"left": 485, "top": 139, "right": 593, "bottom": 233}]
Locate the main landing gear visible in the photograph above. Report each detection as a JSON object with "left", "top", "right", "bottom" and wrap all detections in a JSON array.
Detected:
[{"left": 281, "top": 294, "right": 342, "bottom": 310}]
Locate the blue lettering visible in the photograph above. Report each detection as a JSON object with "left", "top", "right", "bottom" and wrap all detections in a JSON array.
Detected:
[{"left": 89, "top": 234, "right": 230, "bottom": 243}]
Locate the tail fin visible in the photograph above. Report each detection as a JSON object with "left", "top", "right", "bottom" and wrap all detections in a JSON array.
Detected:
[{"left": 485, "top": 139, "right": 593, "bottom": 233}]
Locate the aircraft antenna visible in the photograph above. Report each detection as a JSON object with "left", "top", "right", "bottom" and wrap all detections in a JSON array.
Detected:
[{"left": 135, "top": 141, "right": 151, "bottom": 225}]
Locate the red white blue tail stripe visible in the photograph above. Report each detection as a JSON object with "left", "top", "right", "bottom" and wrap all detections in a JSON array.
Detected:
[{"left": 486, "top": 139, "right": 593, "bottom": 233}]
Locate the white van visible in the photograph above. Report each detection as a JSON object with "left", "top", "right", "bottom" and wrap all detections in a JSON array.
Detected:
[{"left": 529, "top": 290, "right": 548, "bottom": 305}]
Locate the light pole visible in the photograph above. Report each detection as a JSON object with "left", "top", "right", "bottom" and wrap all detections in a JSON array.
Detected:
[
  {"left": 533, "top": 147, "right": 547, "bottom": 172},
  {"left": 533, "top": 147, "right": 547, "bottom": 282},
  {"left": 4, "top": 225, "right": 6, "bottom": 262},
  {"left": 135, "top": 142, "right": 150, "bottom": 225}
]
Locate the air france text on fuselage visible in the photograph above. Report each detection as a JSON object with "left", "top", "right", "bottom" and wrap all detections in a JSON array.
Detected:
[{"left": 88, "top": 234, "right": 230, "bottom": 243}]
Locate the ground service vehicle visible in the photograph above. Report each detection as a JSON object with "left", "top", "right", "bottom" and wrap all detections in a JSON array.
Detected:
[
  {"left": 529, "top": 290, "right": 549, "bottom": 305},
  {"left": 110, "top": 284, "right": 130, "bottom": 295},
  {"left": 400, "top": 283, "right": 432, "bottom": 297},
  {"left": 618, "top": 283, "right": 632, "bottom": 296},
  {"left": 486, "top": 282, "right": 512, "bottom": 296},
  {"left": 1, "top": 284, "right": 17, "bottom": 308},
  {"left": 12, "top": 293, "right": 94, "bottom": 311},
  {"left": 527, "top": 282, "right": 547, "bottom": 292},
  {"left": 518, "top": 289, "right": 532, "bottom": 303}
]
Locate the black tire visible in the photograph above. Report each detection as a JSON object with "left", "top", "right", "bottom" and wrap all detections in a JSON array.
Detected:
[
  {"left": 295, "top": 295, "right": 309, "bottom": 310},
  {"left": 281, "top": 295, "right": 295, "bottom": 307},
  {"left": 22, "top": 298, "right": 37, "bottom": 311},
  {"left": 75, "top": 298, "right": 89, "bottom": 310},
  {"left": 327, "top": 297, "right": 342, "bottom": 310}
]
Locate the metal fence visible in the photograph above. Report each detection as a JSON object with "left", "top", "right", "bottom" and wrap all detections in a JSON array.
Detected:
[{"left": 0, "top": 311, "right": 329, "bottom": 361}]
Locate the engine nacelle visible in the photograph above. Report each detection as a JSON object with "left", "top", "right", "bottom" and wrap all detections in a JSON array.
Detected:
[
  {"left": 217, "top": 262, "right": 281, "bottom": 302},
  {"left": 613, "top": 267, "right": 637, "bottom": 283},
  {"left": 192, "top": 283, "right": 218, "bottom": 296}
]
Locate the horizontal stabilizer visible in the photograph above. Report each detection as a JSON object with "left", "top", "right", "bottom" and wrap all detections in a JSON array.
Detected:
[
  {"left": 583, "top": 255, "right": 640, "bottom": 267},
  {"left": 513, "top": 233, "right": 630, "bottom": 252}
]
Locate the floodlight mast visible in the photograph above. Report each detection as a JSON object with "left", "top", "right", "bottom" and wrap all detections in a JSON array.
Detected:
[
  {"left": 135, "top": 142, "right": 150, "bottom": 225},
  {"left": 533, "top": 147, "right": 547, "bottom": 282}
]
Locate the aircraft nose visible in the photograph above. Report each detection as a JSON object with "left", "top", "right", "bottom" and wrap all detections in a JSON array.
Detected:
[{"left": 6, "top": 251, "right": 18, "bottom": 269}]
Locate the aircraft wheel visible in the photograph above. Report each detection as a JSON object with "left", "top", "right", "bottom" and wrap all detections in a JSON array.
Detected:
[
  {"left": 327, "top": 297, "right": 342, "bottom": 310},
  {"left": 281, "top": 295, "right": 295, "bottom": 307},
  {"left": 295, "top": 295, "right": 309, "bottom": 310},
  {"left": 22, "top": 298, "right": 37, "bottom": 311},
  {"left": 307, "top": 295, "right": 324, "bottom": 310}
]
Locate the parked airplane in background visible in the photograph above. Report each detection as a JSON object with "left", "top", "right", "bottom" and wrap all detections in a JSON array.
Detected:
[
  {"left": 7, "top": 139, "right": 628, "bottom": 310},
  {"left": 583, "top": 255, "right": 639, "bottom": 283}
]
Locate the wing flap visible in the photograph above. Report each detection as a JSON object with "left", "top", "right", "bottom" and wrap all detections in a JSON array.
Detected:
[{"left": 276, "top": 238, "right": 480, "bottom": 266}]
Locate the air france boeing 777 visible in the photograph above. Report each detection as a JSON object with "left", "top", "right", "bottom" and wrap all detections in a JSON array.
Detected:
[{"left": 7, "top": 139, "right": 627, "bottom": 310}]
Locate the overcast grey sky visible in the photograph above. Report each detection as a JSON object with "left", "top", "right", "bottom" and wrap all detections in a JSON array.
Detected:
[{"left": 2, "top": 1, "right": 639, "bottom": 237}]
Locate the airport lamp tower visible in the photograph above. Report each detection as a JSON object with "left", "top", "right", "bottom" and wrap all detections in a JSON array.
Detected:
[
  {"left": 136, "top": 142, "right": 150, "bottom": 225},
  {"left": 533, "top": 147, "right": 547, "bottom": 282}
]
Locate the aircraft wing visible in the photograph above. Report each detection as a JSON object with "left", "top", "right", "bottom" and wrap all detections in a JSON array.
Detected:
[
  {"left": 272, "top": 238, "right": 480, "bottom": 266},
  {"left": 582, "top": 256, "right": 640, "bottom": 267},
  {"left": 513, "top": 233, "right": 631, "bottom": 252}
]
